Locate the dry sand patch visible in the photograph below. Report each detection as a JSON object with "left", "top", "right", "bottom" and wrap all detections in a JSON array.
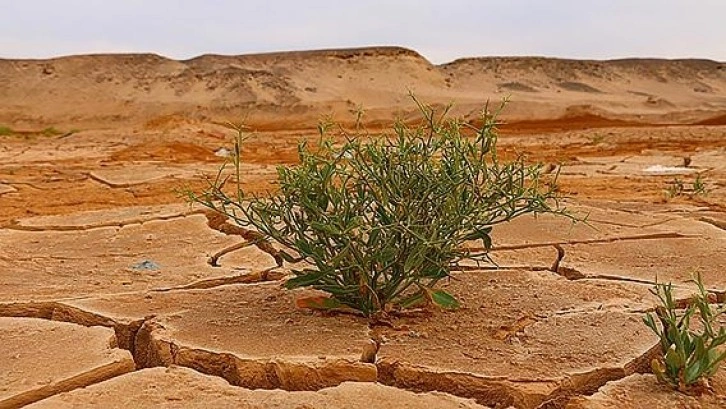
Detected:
[{"left": 0, "top": 317, "right": 134, "bottom": 408}]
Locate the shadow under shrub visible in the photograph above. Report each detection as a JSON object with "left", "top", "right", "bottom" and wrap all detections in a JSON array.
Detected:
[{"left": 188, "top": 98, "right": 567, "bottom": 318}]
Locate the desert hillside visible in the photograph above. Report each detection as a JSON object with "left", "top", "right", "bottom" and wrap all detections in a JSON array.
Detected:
[{"left": 1, "top": 46, "right": 725, "bottom": 130}]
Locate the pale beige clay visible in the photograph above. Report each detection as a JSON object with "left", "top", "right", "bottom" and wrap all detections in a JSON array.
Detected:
[
  {"left": 0, "top": 317, "right": 134, "bottom": 409},
  {"left": 490, "top": 208, "right": 675, "bottom": 249},
  {"left": 28, "top": 366, "right": 489, "bottom": 408},
  {"left": 13, "top": 203, "right": 195, "bottom": 230},
  {"left": 0, "top": 184, "right": 16, "bottom": 195},
  {"left": 0, "top": 215, "right": 277, "bottom": 302},
  {"left": 561, "top": 226, "right": 726, "bottom": 290},
  {"left": 566, "top": 372, "right": 726, "bottom": 408},
  {"left": 375, "top": 270, "right": 661, "bottom": 408},
  {"left": 60, "top": 282, "right": 376, "bottom": 390}
]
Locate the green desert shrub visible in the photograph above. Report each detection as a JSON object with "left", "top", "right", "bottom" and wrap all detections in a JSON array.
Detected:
[
  {"left": 644, "top": 274, "right": 726, "bottom": 392},
  {"left": 0, "top": 126, "right": 14, "bottom": 136},
  {"left": 188, "top": 98, "right": 566, "bottom": 317}
]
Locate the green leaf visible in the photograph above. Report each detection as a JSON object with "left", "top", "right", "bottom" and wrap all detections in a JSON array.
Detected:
[
  {"left": 430, "top": 290, "right": 460, "bottom": 310},
  {"left": 643, "top": 314, "right": 658, "bottom": 334},
  {"left": 317, "top": 193, "right": 329, "bottom": 210},
  {"left": 685, "top": 339, "right": 705, "bottom": 384},
  {"left": 705, "top": 349, "right": 726, "bottom": 376},
  {"left": 685, "top": 361, "right": 703, "bottom": 384},
  {"left": 367, "top": 228, "right": 380, "bottom": 246},
  {"left": 378, "top": 246, "right": 397, "bottom": 265},
  {"left": 403, "top": 247, "right": 426, "bottom": 273},
  {"left": 284, "top": 270, "right": 326, "bottom": 289},
  {"left": 295, "top": 239, "right": 314, "bottom": 257},
  {"left": 643, "top": 274, "right": 726, "bottom": 387},
  {"left": 311, "top": 221, "right": 342, "bottom": 236}
]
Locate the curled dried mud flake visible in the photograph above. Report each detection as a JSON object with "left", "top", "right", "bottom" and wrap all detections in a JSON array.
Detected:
[{"left": 204, "top": 210, "right": 283, "bottom": 266}]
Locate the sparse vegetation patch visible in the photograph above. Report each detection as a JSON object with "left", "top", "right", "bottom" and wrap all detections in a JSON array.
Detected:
[
  {"left": 187, "top": 97, "right": 568, "bottom": 317},
  {"left": 665, "top": 175, "right": 709, "bottom": 199},
  {"left": 644, "top": 274, "right": 726, "bottom": 393}
]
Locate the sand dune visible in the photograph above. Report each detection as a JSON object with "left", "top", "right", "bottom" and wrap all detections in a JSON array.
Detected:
[{"left": 0, "top": 46, "right": 725, "bottom": 130}]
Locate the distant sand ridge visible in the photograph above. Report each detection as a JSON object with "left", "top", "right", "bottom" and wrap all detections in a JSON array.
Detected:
[{"left": 1, "top": 46, "right": 725, "bottom": 130}]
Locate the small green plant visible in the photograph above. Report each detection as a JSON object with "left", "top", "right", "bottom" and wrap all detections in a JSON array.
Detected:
[
  {"left": 187, "top": 97, "right": 567, "bottom": 318},
  {"left": 665, "top": 178, "right": 686, "bottom": 198},
  {"left": 665, "top": 176, "right": 709, "bottom": 199},
  {"left": 0, "top": 126, "right": 15, "bottom": 136},
  {"left": 644, "top": 274, "right": 726, "bottom": 393},
  {"left": 692, "top": 174, "right": 708, "bottom": 196}
]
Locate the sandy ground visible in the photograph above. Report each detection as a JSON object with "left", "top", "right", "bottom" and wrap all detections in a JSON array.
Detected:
[{"left": 0, "top": 47, "right": 725, "bottom": 408}]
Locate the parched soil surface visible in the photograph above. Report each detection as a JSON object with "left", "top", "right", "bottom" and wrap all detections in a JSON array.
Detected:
[{"left": 1, "top": 48, "right": 725, "bottom": 408}]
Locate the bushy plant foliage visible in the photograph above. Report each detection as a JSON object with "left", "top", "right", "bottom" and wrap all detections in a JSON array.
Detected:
[
  {"left": 644, "top": 274, "right": 726, "bottom": 392},
  {"left": 188, "top": 98, "right": 565, "bottom": 317}
]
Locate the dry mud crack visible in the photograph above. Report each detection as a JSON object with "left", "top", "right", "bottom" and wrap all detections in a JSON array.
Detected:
[
  {"left": 557, "top": 224, "right": 726, "bottom": 298},
  {"left": 64, "top": 282, "right": 378, "bottom": 390},
  {"left": 0, "top": 214, "right": 278, "bottom": 302},
  {"left": 566, "top": 372, "right": 726, "bottom": 408},
  {"left": 487, "top": 211, "right": 726, "bottom": 297},
  {"left": 25, "top": 367, "right": 489, "bottom": 409},
  {"left": 1, "top": 268, "right": 675, "bottom": 409},
  {"left": 372, "top": 270, "right": 666, "bottom": 408},
  {"left": 6, "top": 204, "right": 203, "bottom": 232},
  {"left": 0, "top": 317, "right": 134, "bottom": 408},
  {"left": 1, "top": 203, "right": 725, "bottom": 408}
]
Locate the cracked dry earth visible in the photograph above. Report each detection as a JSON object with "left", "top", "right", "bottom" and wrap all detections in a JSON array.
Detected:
[{"left": 0, "top": 123, "right": 725, "bottom": 409}]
